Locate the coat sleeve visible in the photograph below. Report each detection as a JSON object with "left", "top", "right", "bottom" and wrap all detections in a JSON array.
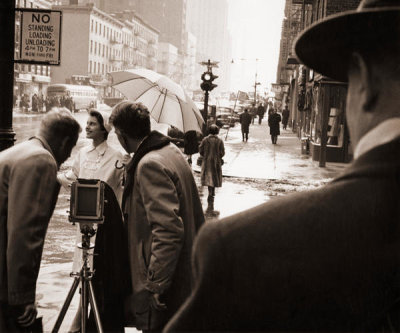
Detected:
[
  {"left": 7, "top": 154, "right": 59, "bottom": 305},
  {"left": 199, "top": 139, "right": 205, "bottom": 156},
  {"left": 137, "top": 158, "right": 184, "bottom": 295},
  {"left": 57, "top": 148, "right": 80, "bottom": 189},
  {"left": 219, "top": 139, "right": 225, "bottom": 159}
]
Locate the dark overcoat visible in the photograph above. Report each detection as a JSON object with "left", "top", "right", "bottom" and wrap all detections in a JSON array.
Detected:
[
  {"left": 268, "top": 112, "right": 282, "bottom": 136},
  {"left": 282, "top": 108, "right": 290, "bottom": 126},
  {"left": 165, "top": 138, "right": 400, "bottom": 332},
  {"left": 239, "top": 112, "right": 252, "bottom": 133}
]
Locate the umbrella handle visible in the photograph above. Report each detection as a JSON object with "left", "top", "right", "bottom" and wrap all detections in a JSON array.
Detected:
[{"left": 115, "top": 160, "right": 125, "bottom": 169}]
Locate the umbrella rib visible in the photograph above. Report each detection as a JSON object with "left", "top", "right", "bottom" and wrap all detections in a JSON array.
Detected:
[
  {"left": 134, "top": 83, "right": 161, "bottom": 100},
  {"left": 113, "top": 76, "right": 153, "bottom": 86},
  {"left": 150, "top": 92, "right": 163, "bottom": 116},
  {"left": 158, "top": 90, "right": 168, "bottom": 123},
  {"left": 176, "top": 96, "right": 185, "bottom": 132}
]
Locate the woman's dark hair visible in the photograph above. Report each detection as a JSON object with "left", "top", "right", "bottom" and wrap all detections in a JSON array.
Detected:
[
  {"left": 89, "top": 109, "right": 108, "bottom": 140},
  {"left": 209, "top": 124, "right": 219, "bottom": 135},
  {"left": 110, "top": 101, "right": 151, "bottom": 139}
]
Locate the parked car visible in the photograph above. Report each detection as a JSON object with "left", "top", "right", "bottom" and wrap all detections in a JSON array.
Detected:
[{"left": 216, "top": 106, "right": 239, "bottom": 128}]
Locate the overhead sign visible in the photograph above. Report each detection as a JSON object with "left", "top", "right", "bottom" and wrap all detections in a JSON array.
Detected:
[{"left": 16, "top": 9, "right": 62, "bottom": 65}]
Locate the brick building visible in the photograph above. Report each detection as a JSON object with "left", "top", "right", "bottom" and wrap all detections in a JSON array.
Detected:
[{"left": 276, "top": 0, "right": 360, "bottom": 165}]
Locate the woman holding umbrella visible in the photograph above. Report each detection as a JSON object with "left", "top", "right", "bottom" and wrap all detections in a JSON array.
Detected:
[{"left": 199, "top": 124, "right": 225, "bottom": 211}]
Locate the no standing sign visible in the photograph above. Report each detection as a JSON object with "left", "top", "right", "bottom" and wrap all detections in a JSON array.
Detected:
[{"left": 16, "top": 9, "right": 62, "bottom": 65}]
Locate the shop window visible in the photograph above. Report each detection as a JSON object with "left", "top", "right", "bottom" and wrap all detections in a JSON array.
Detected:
[{"left": 310, "top": 84, "right": 346, "bottom": 147}]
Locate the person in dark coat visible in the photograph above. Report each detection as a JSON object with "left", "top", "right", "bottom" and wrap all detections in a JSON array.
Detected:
[
  {"left": 282, "top": 105, "right": 290, "bottom": 129},
  {"left": 31, "top": 94, "right": 38, "bottom": 112},
  {"left": 110, "top": 101, "right": 205, "bottom": 332},
  {"left": 183, "top": 130, "right": 199, "bottom": 166},
  {"left": 239, "top": 108, "right": 252, "bottom": 142},
  {"left": 257, "top": 103, "right": 265, "bottom": 124},
  {"left": 164, "top": 1, "right": 400, "bottom": 331},
  {"left": 268, "top": 108, "right": 281, "bottom": 144},
  {"left": 199, "top": 124, "right": 225, "bottom": 210}
]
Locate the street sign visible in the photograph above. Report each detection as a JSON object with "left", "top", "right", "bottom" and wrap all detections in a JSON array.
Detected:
[{"left": 16, "top": 9, "right": 62, "bottom": 65}]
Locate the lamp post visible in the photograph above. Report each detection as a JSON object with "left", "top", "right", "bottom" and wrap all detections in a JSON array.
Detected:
[
  {"left": 231, "top": 58, "right": 262, "bottom": 104},
  {"left": 0, "top": 0, "right": 16, "bottom": 151}
]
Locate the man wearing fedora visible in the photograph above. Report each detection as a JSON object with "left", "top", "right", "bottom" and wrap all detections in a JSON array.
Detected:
[{"left": 164, "top": 0, "right": 400, "bottom": 331}]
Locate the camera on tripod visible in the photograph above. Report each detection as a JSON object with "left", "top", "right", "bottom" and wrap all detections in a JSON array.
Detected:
[{"left": 69, "top": 178, "right": 105, "bottom": 224}]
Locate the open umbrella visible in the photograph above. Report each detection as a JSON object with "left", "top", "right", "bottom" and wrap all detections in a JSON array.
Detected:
[{"left": 109, "top": 69, "right": 204, "bottom": 133}]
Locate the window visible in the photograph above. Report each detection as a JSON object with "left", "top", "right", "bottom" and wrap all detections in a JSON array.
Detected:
[
  {"left": 94, "top": 42, "right": 97, "bottom": 55},
  {"left": 90, "top": 40, "right": 93, "bottom": 53},
  {"left": 89, "top": 61, "right": 92, "bottom": 73},
  {"left": 91, "top": 19, "right": 93, "bottom": 32},
  {"left": 95, "top": 22, "right": 97, "bottom": 34}
]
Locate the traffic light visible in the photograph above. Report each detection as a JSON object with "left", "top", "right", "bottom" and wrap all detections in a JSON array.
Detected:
[{"left": 200, "top": 71, "right": 218, "bottom": 92}]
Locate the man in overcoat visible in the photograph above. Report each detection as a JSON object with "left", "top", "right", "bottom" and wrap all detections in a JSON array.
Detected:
[
  {"left": 164, "top": 0, "right": 400, "bottom": 331},
  {"left": 268, "top": 108, "right": 282, "bottom": 144},
  {"left": 110, "top": 101, "right": 205, "bottom": 332},
  {"left": 0, "top": 109, "right": 81, "bottom": 332},
  {"left": 239, "top": 108, "right": 252, "bottom": 142}
]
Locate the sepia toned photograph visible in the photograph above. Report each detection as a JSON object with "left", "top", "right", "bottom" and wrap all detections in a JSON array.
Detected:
[{"left": 1, "top": 0, "right": 400, "bottom": 332}]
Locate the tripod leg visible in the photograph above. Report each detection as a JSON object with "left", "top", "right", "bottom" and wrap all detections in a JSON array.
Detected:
[
  {"left": 52, "top": 277, "right": 80, "bottom": 333},
  {"left": 88, "top": 280, "right": 104, "bottom": 333},
  {"left": 81, "top": 276, "right": 88, "bottom": 333}
]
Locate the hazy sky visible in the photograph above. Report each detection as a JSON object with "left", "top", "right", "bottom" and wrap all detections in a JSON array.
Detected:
[{"left": 228, "top": 0, "right": 285, "bottom": 93}]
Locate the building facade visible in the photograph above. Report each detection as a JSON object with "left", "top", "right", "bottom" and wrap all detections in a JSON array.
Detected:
[
  {"left": 186, "top": 0, "right": 232, "bottom": 93},
  {"left": 276, "top": 0, "right": 360, "bottom": 165},
  {"left": 51, "top": 2, "right": 159, "bottom": 98}
]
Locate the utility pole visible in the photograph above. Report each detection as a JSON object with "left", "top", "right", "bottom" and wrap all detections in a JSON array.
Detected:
[{"left": 0, "top": 0, "right": 16, "bottom": 151}]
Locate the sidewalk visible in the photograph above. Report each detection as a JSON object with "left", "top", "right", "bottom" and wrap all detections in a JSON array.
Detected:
[{"left": 192, "top": 120, "right": 347, "bottom": 182}]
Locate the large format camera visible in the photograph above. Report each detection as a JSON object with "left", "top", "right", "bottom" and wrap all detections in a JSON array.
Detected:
[{"left": 69, "top": 178, "right": 105, "bottom": 224}]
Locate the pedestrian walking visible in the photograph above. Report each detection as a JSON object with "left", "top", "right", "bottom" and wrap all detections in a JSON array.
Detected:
[
  {"left": 164, "top": 1, "right": 400, "bottom": 331},
  {"left": 250, "top": 103, "right": 257, "bottom": 124},
  {"left": 58, "top": 109, "right": 125, "bottom": 333},
  {"left": 31, "top": 94, "right": 38, "bottom": 112},
  {"left": 110, "top": 101, "right": 205, "bottom": 332},
  {"left": 268, "top": 108, "right": 281, "bottom": 144},
  {"left": 199, "top": 124, "right": 225, "bottom": 211},
  {"left": 257, "top": 103, "right": 265, "bottom": 124},
  {"left": 183, "top": 130, "right": 199, "bottom": 166},
  {"left": 282, "top": 105, "right": 290, "bottom": 130},
  {"left": 239, "top": 108, "right": 252, "bottom": 142},
  {"left": 0, "top": 109, "right": 81, "bottom": 333}
]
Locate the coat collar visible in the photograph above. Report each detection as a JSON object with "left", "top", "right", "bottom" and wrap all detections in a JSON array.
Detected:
[
  {"left": 122, "top": 131, "right": 170, "bottom": 209},
  {"left": 30, "top": 135, "right": 56, "bottom": 161},
  {"left": 88, "top": 140, "right": 108, "bottom": 155},
  {"left": 334, "top": 137, "right": 400, "bottom": 183}
]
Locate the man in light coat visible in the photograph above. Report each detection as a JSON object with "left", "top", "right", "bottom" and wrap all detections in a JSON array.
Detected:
[
  {"left": 165, "top": 0, "right": 400, "bottom": 331},
  {"left": 110, "top": 101, "right": 205, "bottom": 332},
  {"left": 0, "top": 109, "right": 81, "bottom": 332}
]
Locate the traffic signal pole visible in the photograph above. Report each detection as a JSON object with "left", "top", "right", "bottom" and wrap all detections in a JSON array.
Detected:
[
  {"left": 199, "top": 59, "right": 218, "bottom": 136},
  {"left": 0, "top": 0, "right": 16, "bottom": 151},
  {"left": 202, "top": 90, "right": 209, "bottom": 135}
]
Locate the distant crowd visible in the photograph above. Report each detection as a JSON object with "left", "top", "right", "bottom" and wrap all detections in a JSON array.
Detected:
[{"left": 15, "top": 93, "right": 74, "bottom": 113}]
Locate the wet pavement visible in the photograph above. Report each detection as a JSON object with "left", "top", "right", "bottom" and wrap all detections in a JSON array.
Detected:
[{"left": 11, "top": 111, "right": 349, "bottom": 332}]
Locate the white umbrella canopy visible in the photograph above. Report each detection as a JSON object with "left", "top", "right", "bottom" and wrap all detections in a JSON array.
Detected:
[{"left": 109, "top": 69, "right": 204, "bottom": 133}]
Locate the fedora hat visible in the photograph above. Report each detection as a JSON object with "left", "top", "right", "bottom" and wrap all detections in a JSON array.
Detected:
[{"left": 294, "top": 0, "right": 400, "bottom": 82}]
